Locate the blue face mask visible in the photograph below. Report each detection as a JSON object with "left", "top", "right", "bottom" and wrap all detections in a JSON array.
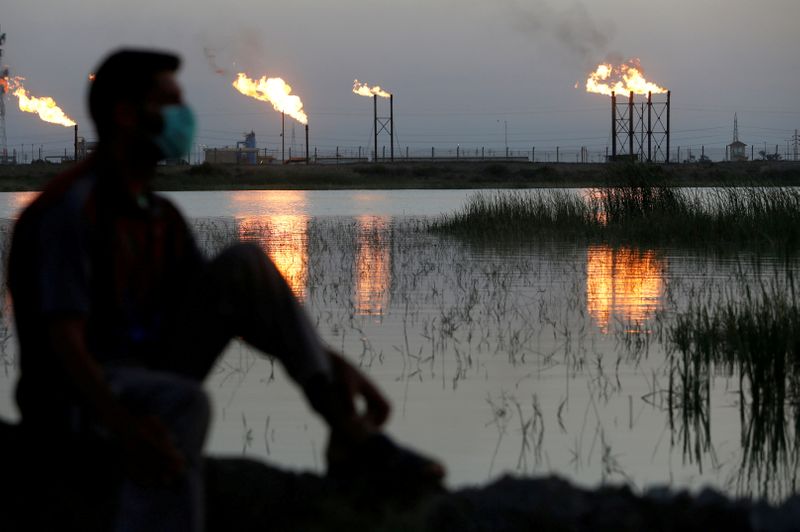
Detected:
[{"left": 151, "top": 104, "right": 196, "bottom": 160}]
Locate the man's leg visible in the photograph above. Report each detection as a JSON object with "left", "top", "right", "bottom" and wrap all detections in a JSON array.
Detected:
[
  {"left": 105, "top": 367, "right": 210, "bottom": 532},
  {"left": 158, "top": 242, "right": 331, "bottom": 387},
  {"left": 157, "top": 242, "right": 442, "bottom": 487}
]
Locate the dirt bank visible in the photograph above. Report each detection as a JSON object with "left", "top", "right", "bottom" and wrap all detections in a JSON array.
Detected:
[{"left": 1, "top": 160, "right": 799, "bottom": 191}]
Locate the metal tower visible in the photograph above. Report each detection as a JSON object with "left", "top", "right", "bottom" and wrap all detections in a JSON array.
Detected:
[
  {"left": 733, "top": 113, "right": 740, "bottom": 143},
  {"left": 0, "top": 26, "right": 7, "bottom": 163},
  {"left": 373, "top": 94, "right": 394, "bottom": 162},
  {"left": 611, "top": 90, "right": 670, "bottom": 163}
]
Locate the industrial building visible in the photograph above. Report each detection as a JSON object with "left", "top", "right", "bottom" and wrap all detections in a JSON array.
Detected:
[{"left": 204, "top": 131, "right": 275, "bottom": 165}]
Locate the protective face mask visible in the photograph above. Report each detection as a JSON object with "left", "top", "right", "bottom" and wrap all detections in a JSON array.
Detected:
[{"left": 152, "top": 104, "right": 196, "bottom": 160}]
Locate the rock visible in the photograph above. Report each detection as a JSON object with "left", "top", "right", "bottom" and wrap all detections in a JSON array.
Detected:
[{"left": 3, "top": 419, "right": 800, "bottom": 531}]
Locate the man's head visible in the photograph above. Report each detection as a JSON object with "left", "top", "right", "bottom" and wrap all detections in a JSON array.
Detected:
[{"left": 89, "top": 49, "right": 194, "bottom": 160}]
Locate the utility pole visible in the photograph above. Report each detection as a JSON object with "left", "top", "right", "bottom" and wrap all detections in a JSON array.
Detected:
[
  {"left": 611, "top": 92, "right": 617, "bottom": 160},
  {"left": 390, "top": 94, "right": 394, "bottom": 162},
  {"left": 281, "top": 112, "right": 285, "bottom": 162},
  {"left": 497, "top": 119, "right": 507, "bottom": 156},
  {"left": 0, "top": 26, "right": 8, "bottom": 163}
]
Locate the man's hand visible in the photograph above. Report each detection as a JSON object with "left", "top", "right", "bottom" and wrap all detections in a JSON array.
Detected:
[
  {"left": 322, "top": 351, "right": 446, "bottom": 487},
  {"left": 328, "top": 349, "right": 391, "bottom": 430},
  {"left": 305, "top": 349, "right": 391, "bottom": 443}
]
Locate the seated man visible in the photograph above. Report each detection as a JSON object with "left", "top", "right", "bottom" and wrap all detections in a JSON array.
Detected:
[{"left": 8, "top": 49, "right": 442, "bottom": 532}]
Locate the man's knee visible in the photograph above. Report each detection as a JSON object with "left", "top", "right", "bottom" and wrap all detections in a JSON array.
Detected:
[
  {"left": 217, "top": 242, "right": 267, "bottom": 269},
  {"left": 211, "top": 242, "right": 285, "bottom": 292}
]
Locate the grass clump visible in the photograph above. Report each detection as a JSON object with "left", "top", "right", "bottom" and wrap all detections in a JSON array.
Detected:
[
  {"left": 429, "top": 190, "right": 592, "bottom": 239},
  {"left": 432, "top": 181, "right": 800, "bottom": 251}
]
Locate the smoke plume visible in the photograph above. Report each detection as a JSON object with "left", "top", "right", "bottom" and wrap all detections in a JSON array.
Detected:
[
  {"left": 199, "top": 28, "right": 267, "bottom": 77},
  {"left": 509, "top": 0, "right": 614, "bottom": 64}
]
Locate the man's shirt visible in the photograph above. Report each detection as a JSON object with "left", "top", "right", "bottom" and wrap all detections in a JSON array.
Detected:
[{"left": 8, "top": 160, "right": 204, "bottom": 423}]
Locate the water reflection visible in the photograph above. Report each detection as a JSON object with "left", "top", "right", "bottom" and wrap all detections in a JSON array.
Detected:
[
  {"left": 231, "top": 190, "right": 312, "bottom": 300},
  {"left": 667, "top": 275, "right": 800, "bottom": 500},
  {"left": 237, "top": 215, "right": 309, "bottom": 300},
  {"left": 586, "top": 245, "right": 665, "bottom": 333},
  {"left": 228, "top": 190, "right": 311, "bottom": 217},
  {"left": 354, "top": 216, "right": 391, "bottom": 317},
  {"left": 2, "top": 198, "right": 798, "bottom": 498},
  {"left": 8, "top": 192, "right": 39, "bottom": 217}
]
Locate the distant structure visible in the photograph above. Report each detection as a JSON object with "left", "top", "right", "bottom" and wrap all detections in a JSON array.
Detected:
[
  {"left": 76, "top": 137, "right": 97, "bottom": 160},
  {"left": 728, "top": 113, "right": 748, "bottom": 162},
  {"left": 610, "top": 90, "right": 671, "bottom": 163},
  {"left": 204, "top": 131, "right": 273, "bottom": 165},
  {"left": 239, "top": 130, "right": 257, "bottom": 165}
]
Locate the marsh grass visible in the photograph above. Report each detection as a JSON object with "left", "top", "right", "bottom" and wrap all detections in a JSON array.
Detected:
[
  {"left": 431, "top": 179, "right": 800, "bottom": 251},
  {"left": 666, "top": 269, "right": 800, "bottom": 498},
  {"left": 429, "top": 190, "right": 593, "bottom": 239},
  {"left": 180, "top": 213, "right": 800, "bottom": 497}
]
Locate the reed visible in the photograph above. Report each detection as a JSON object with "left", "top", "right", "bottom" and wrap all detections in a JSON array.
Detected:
[
  {"left": 666, "top": 269, "right": 800, "bottom": 499},
  {"left": 428, "top": 190, "right": 593, "bottom": 239},
  {"left": 432, "top": 183, "right": 800, "bottom": 251}
]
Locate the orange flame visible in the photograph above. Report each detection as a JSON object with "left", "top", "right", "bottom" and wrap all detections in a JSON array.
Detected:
[
  {"left": 353, "top": 79, "right": 391, "bottom": 98},
  {"left": 232, "top": 73, "right": 308, "bottom": 125},
  {"left": 584, "top": 59, "right": 667, "bottom": 97},
  {"left": 6, "top": 77, "right": 76, "bottom": 127}
]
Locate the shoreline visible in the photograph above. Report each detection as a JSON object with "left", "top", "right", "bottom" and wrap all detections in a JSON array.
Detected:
[{"left": 0, "top": 160, "right": 797, "bottom": 192}]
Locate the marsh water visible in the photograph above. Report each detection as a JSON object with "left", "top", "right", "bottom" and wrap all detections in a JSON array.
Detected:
[{"left": 0, "top": 189, "right": 797, "bottom": 501}]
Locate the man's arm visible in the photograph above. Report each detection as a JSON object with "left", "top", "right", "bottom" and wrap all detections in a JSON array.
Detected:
[{"left": 48, "top": 317, "right": 185, "bottom": 483}]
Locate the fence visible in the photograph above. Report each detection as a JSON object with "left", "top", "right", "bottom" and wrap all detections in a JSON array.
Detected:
[{"left": 3, "top": 143, "right": 799, "bottom": 166}]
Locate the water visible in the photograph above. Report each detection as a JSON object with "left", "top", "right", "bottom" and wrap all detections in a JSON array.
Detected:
[{"left": 0, "top": 189, "right": 796, "bottom": 499}]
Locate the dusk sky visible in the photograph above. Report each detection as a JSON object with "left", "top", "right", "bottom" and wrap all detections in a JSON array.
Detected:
[{"left": 4, "top": 0, "right": 799, "bottom": 160}]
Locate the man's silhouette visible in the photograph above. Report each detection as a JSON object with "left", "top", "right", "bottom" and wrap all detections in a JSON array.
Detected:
[{"left": 8, "top": 49, "right": 441, "bottom": 531}]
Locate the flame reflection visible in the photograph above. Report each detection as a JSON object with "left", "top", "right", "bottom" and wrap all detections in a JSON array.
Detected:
[
  {"left": 10, "top": 191, "right": 39, "bottom": 217},
  {"left": 586, "top": 245, "right": 664, "bottom": 333},
  {"left": 354, "top": 216, "right": 391, "bottom": 316},
  {"left": 237, "top": 215, "right": 309, "bottom": 301}
]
